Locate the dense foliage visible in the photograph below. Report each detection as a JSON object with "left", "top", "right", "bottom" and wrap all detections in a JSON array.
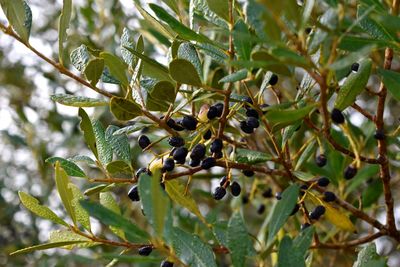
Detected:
[{"left": 1, "top": 0, "right": 400, "bottom": 266}]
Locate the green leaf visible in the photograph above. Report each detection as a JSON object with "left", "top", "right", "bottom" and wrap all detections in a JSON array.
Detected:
[
  {"left": 51, "top": 94, "right": 108, "bottom": 107},
  {"left": 55, "top": 161, "right": 76, "bottom": 225},
  {"left": 70, "top": 45, "right": 90, "bottom": 72},
  {"left": 161, "top": 0, "right": 180, "bottom": 15},
  {"left": 106, "top": 161, "right": 132, "bottom": 177},
  {"left": 169, "top": 59, "right": 202, "bottom": 86},
  {"left": 192, "top": 0, "right": 228, "bottom": 29},
  {"left": 78, "top": 108, "right": 98, "bottom": 158},
  {"left": 171, "top": 227, "right": 217, "bottom": 267},
  {"left": 235, "top": 148, "right": 272, "bottom": 164},
  {"left": 69, "top": 183, "right": 91, "bottom": 231},
  {"left": 178, "top": 42, "right": 202, "bottom": 78},
  {"left": 139, "top": 171, "right": 171, "bottom": 238},
  {"left": 105, "top": 125, "right": 131, "bottom": 163},
  {"left": 227, "top": 212, "right": 254, "bottom": 267},
  {"left": 294, "top": 139, "right": 316, "bottom": 170},
  {"left": 251, "top": 51, "right": 292, "bottom": 76},
  {"left": 267, "top": 184, "right": 299, "bottom": 245},
  {"left": 100, "top": 192, "right": 126, "bottom": 240},
  {"left": 329, "top": 45, "right": 375, "bottom": 70},
  {"left": 277, "top": 236, "right": 305, "bottom": 267},
  {"left": 357, "top": 5, "right": 395, "bottom": 42},
  {"left": 196, "top": 43, "right": 228, "bottom": 64},
  {"left": 233, "top": 19, "right": 252, "bottom": 61},
  {"left": 145, "top": 80, "right": 176, "bottom": 112},
  {"left": 110, "top": 97, "right": 142, "bottom": 121},
  {"left": 80, "top": 200, "right": 150, "bottom": 242},
  {"left": 122, "top": 46, "right": 172, "bottom": 82},
  {"left": 150, "top": 3, "right": 213, "bottom": 45},
  {"left": 354, "top": 243, "right": 385, "bottom": 267},
  {"left": 0, "top": 0, "right": 30, "bottom": 42},
  {"left": 218, "top": 69, "right": 248, "bottom": 83},
  {"left": 120, "top": 27, "right": 136, "bottom": 67},
  {"left": 9, "top": 241, "right": 88, "bottom": 256},
  {"left": 334, "top": 58, "right": 372, "bottom": 110},
  {"left": 46, "top": 157, "right": 86, "bottom": 177},
  {"left": 269, "top": 47, "right": 310, "bottom": 68},
  {"left": 18, "top": 191, "right": 68, "bottom": 226},
  {"left": 265, "top": 104, "right": 317, "bottom": 131},
  {"left": 362, "top": 179, "right": 383, "bottom": 208},
  {"left": 292, "top": 171, "right": 315, "bottom": 181},
  {"left": 92, "top": 119, "right": 113, "bottom": 166},
  {"left": 346, "top": 165, "right": 379, "bottom": 194},
  {"left": 165, "top": 179, "right": 207, "bottom": 224},
  {"left": 84, "top": 58, "right": 104, "bottom": 86},
  {"left": 205, "top": 0, "right": 229, "bottom": 21},
  {"left": 58, "top": 0, "right": 72, "bottom": 64},
  {"left": 134, "top": 2, "right": 175, "bottom": 39},
  {"left": 83, "top": 184, "right": 114, "bottom": 196},
  {"left": 49, "top": 229, "right": 93, "bottom": 246},
  {"left": 293, "top": 226, "right": 314, "bottom": 255},
  {"left": 100, "top": 52, "right": 129, "bottom": 87},
  {"left": 377, "top": 68, "right": 400, "bottom": 101}
]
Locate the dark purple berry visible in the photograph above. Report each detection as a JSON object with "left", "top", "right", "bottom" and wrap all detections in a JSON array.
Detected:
[
  {"left": 203, "top": 129, "right": 212, "bottom": 140},
  {"left": 210, "top": 138, "right": 223, "bottom": 153},
  {"left": 181, "top": 115, "right": 198, "bottom": 130},
  {"left": 242, "top": 194, "right": 249, "bottom": 204},
  {"left": 344, "top": 165, "right": 357, "bottom": 180},
  {"left": 243, "top": 96, "right": 253, "bottom": 106},
  {"left": 323, "top": 191, "right": 336, "bottom": 202},
  {"left": 219, "top": 176, "right": 228, "bottom": 186},
  {"left": 161, "top": 260, "right": 174, "bottom": 267},
  {"left": 135, "top": 167, "right": 150, "bottom": 178},
  {"left": 138, "top": 245, "right": 153, "bottom": 256},
  {"left": 315, "top": 154, "right": 327, "bottom": 167},
  {"left": 170, "top": 119, "right": 185, "bottom": 131},
  {"left": 240, "top": 121, "right": 254, "bottom": 134},
  {"left": 305, "top": 27, "right": 312, "bottom": 34},
  {"left": 374, "top": 129, "right": 385, "bottom": 140},
  {"left": 246, "top": 117, "right": 260, "bottom": 129},
  {"left": 168, "top": 136, "right": 185, "bottom": 147},
  {"left": 262, "top": 188, "right": 272, "bottom": 198},
  {"left": 269, "top": 74, "right": 278, "bottom": 85},
  {"left": 301, "top": 223, "right": 311, "bottom": 230},
  {"left": 207, "top": 106, "right": 219, "bottom": 120},
  {"left": 190, "top": 143, "right": 206, "bottom": 160},
  {"left": 257, "top": 204, "right": 266, "bottom": 214},
  {"left": 309, "top": 205, "right": 325, "bottom": 220},
  {"left": 246, "top": 108, "right": 259, "bottom": 119},
  {"left": 351, "top": 62, "right": 359, "bottom": 72},
  {"left": 230, "top": 181, "right": 241, "bottom": 197},
  {"left": 201, "top": 157, "right": 216, "bottom": 169},
  {"left": 214, "top": 103, "right": 224, "bottom": 117},
  {"left": 128, "top": 185, "right": 140, "bottom": 202},
  {"left": 242, "top": 170, "right": 254, "bottom": 177},
  {"left": 213, "top": 151, "right": 223, "bottom": 159},
  {"left": 213, "top": 186, "right": 226, "bottom": 200},
  {"left": 260, "top": 103, "right": 269, "bottom": 114},
  {"left": 331, "top": 108, "right": 345, "bottom": 124},
  {"left": 275, "top": 192, "right": 282, "bottom": 200},
  {"left": 290, "top": 204, "right": 300, "bottom": 216},
  {"left": 162, "top": 158, "right": 175, "bottom": 172},
  {"left": 138, "top": 135, "right": 151, "bottom": 149},
  {"left": 317, "top": 177, "right": 330, "bottom": 187},
  {"left": 172, "top": 147, "right": 188, "bottom": 161},
  {"left": 189, "top": 159, "right": 200, "bottom": 167}
]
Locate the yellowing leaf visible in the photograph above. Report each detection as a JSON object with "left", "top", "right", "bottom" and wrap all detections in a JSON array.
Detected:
[
  {"left": 165, "top": 180, "right": 207, "bottom": 225},
  {"left": 306, "top": 192, "right": 356, "bottom": 232},
  {"left": 55, "top": 161, "right": 76, "bottom": 225}
]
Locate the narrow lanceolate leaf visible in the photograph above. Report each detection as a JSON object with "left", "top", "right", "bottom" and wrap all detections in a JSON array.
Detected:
[
  {"left": 55, "top": 162, "right": 76, "bottom": 225},
  {"left": 171, "top": 227, "right": 218, "bottom": 267},
  {"left": 293, "top": 226, "right": 315, "bottom": 255},
  {"left": 51, "top": 94, "right": 108, "bottom": 107},
  {"left": 49, "top": 230, "right": 94, "bottom": 248},
  {"left": 46, "top": 157, "right": 86, "bottom": 177},
  {"left": 80, "top": 200, "right": 150, "bottom": 242},
  {"left": 110, "top": 97, "right": 142, "bottom": 121},
  {"left": 165, "top": 180, "right": 207, "bottom": 224},
  {"left": 206, "top": 0, "right": 229, "bottom": 21},
  {"left": 149, "top": 3, "right": 213, "bottom": 45},
  {"left": 357, "top": 5, "right": 395, "bottom": 42},
  {"left": 334, "top": 59, "right": 372, "bottom": 110},
  {"left": 106, "top": 161, "right": 132, "bottom": 177},
  {"left": 120, "top": 27, "right": 136, "bottom": 67},
  {"left": 78, "top": 108, "right": 98, "bottom": 158},
  {"left": 58, "top": 0, "right": 72, "bottom": 64},
  {"left": 267, "top": 184, "right": 300, "bottom": 245},
  {"left": 92, "top": 120, "right": 113, "bottom": 166},
  {"left": 145, "top": 80, "right": 176, "bottom": 112},
  {"left": 227, "top": 212, "right": 254, "bottom": 267},
  {"left": 0, "top": 0, "right": 30, "bottom": 42},
  {"left": 235, "top": 148, "right": 272, "bottom": 164},
  {"left": 105, "top": 125, "right": 131, "bottom": 162},
  {"left": 10, "top": 241, "right": 88, "bottom": 256},
  {"left": 100, "top": 52, "right": 129, "bottom": 87},
  {"left": 178, "top": 42, "right": 202, "bottom": 78},
  {"left": 306, "top": 192, "right": 356, "bottom": 232},
  {"left": 70, "top": 45, "right": 90, "bottom": 71},
  {"left": 265, "top": 104, "right": 317, "bottom": 131},
  {"left": 84, "top": 58, "right": 105, "bottom": 86},
  {"left": 354, "top": 243, "right": 386, "bottom": 267},
  {"left": 69, "top": 183, "right": 91, "bottom": 231},
  {"left": 138, "top": 171, "right": 171, "bottom": 238},
  {"left": 18, "top": 191, "right": 68, "bottom": 226},
  {"left": 377, "top": 68, "right": 400, "bottom": 101},
  {"left": 269, "top": 47, "right": 310, "bottom": 68},
  {"left": 169, "top": 59, "right": 202, "bottom": 86},
  {"left": 100, "top": 192, "right": 126, "bottom": 240},
  {"left": 218, "top": 69, "right": 248, "bottom": 83},
  {"left": 277, "top": 236, "right": 305, "bottom": 267},
  {"left": 233, "top": 19, "right": 252, "bottom": 61}
]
